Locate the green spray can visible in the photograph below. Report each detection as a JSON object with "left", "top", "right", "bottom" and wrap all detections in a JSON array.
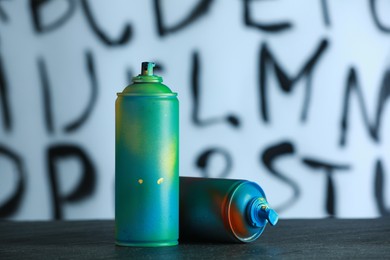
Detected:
[
  {"left": 115, "top": 62, "right": 179, "bottom": 247},
  {"left": 179, "top": 177, "right": 278, "bottom": 243}
]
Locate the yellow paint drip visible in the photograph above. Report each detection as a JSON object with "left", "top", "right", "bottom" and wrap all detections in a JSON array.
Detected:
[{"left": 157, "top": 178, "right": 164, "bottom": 185}]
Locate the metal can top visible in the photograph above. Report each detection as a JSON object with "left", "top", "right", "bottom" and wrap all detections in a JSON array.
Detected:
[
  {"left": 226, "top": 180, "right": 277, "bottom": 243},
  {"left": 117, "top": 62, "right": 177, "bottom": 97}
]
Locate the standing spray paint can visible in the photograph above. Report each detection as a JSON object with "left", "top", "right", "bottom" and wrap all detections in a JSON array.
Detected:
[
  {"left": 115, "top": 62, "right": 179, "bottom": 247},
  {"left": 179, "top": 177, "right": 278, "bottom": 243}
]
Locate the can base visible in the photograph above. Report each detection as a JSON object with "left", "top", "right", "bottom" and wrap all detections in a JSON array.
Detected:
[{"left": 115, "top": 240, "right": 178, "bottom": 247}]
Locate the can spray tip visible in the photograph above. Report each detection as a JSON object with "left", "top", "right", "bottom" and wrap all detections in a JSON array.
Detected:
[
  {"left": 259, "top": 206, "right": 278, "bottom": 226},
  {"left": 248, "top": 198, "right": 279, "bottom": 227},
  {"left": 141, "top": 62, "right": 155, "bottom": 76}
]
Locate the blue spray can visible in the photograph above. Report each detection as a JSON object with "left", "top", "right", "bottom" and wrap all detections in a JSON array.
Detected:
[{"left": 179, "top": 177, "right": 278, "bottom": 243}]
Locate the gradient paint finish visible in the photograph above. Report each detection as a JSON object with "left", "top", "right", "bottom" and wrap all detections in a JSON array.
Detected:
[
  {"left": 115, "top": 65, "right": 179, "bottom": 247},
  {"left": 180, "top": 177, "right": 276, "bottom": 243}
]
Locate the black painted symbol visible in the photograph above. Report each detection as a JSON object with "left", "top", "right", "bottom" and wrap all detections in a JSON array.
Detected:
[
  {"left": 259, "top": 39, "right": 329, "bottom": 123},
  {"left": 196, "top": 148, "right": 232, "bottom": 178},
  {"left": 153, "top": 0, "right": 214, "bottom": 37},
  {"left": 369, "top": 0, "right": 390, "bottom": 33},
  {"left": 302, "top": 158, "right": 350, "bottom": 217},
  {"left": 0, "top": 145, "right": 26, "bottom": 218},
  {"left": 191, "top": 51, "right": 240, "bottom": 128},
  {"left": 261, "top": 141, "right": 300, "bottom": 212},
  {"left": 243, "top": 0, "right": 292, "bottom": 32},
  {"left": 0, "top": 53, "right": 11, "bottom": 131},
  {"left": 339, "top": 68, "right": 390, "bottom": 146},
  {"left": 47, "top": 144, "right": 96, "bottom": 220},
  {"left": 374, "top": 159, "right": 390, "bottom": 216}
]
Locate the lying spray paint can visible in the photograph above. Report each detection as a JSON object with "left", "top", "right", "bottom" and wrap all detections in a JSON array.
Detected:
[
  {"left": 115, "top": 62, "right": 179, "bottom": 247},
  {"left": 179, "top": 177, "right": 278, "bottom": 243}
]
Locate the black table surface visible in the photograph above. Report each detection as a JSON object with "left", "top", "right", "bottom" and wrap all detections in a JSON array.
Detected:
[{"left": 0, "top": 219, "right": 389, "bottom": 259}]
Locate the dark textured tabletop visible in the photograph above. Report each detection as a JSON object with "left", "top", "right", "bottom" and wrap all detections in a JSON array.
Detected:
[{"left": 0, "top": 219, "right": 389, "bottom": 259}]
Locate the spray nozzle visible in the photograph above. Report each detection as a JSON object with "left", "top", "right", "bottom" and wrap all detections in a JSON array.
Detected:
[
  {"left": 141, "top": 62, "right": 155, "bottom": 76},
  {"left": 248, "top": 197, "right": 279, "bottom": 227},
  {"left": 258, "top": 205, "right": 278, "bottom": 226}
]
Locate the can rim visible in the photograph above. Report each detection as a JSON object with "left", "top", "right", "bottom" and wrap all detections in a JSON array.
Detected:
[
  {"left": 117, "top": 93, "right": 178, "bottom": 97},
  {"left": 226, "top": 181, "right": 266, "bottom": 243}
]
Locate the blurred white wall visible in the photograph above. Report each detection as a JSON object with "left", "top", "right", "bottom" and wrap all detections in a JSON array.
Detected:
[{"left": 0, "top": 0, "right": 389, "bottom": 220}]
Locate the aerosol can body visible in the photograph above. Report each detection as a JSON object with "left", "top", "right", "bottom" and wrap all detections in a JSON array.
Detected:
[
  {"left": 180, "top": 177, "right": 278, "bottom": 243},
  {"left": 115, "top": 62, "right": 179, "bottom": 247}
]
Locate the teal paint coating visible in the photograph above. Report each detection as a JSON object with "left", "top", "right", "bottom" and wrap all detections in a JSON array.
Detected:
[
  {"left": 115, "top": 62, "right": 179, "bottom": 247},
  {"left": 179, "top": 177, "right": 278, "bottom": 243}
]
